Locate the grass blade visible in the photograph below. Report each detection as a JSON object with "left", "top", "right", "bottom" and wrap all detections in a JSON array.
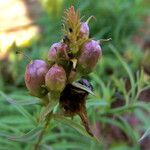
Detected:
[
  {"left": 8, "top": 126, "right": 43, "bottom": 142},
  {"left": 139, "top": 127, "right": 150, "bottom": 142},
  {"left": 109, "top": 44, "right": 135, "bottom": 104},
  {"left": 72, "top": 82, "right": 95, "bottom": 96},
  {"left": 0, "top": 91, "right": 36, "bottom": 125},
  {"left": 52, "top": 114, "right": 100, "bottom": 144}
]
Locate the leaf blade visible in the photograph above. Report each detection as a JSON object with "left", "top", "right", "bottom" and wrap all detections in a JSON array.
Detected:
[
  {"left": 139, "top": 128, "right": 150, "bottom": 142},
  {"left": 8, "top": 126, "right": 43, "bottom": 142},
  {"left": 72, "top": 82, "right": 95, "bottom": 96},
  {"left": 53, "top": 114, "right": 100, "bottom": 144},
  {"left": 0, "top": 91, "right": 36, "bottom": 125}
]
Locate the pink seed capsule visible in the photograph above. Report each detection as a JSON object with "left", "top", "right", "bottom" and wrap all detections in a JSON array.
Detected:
[
  {"left": 79, "top": 22, "right": 89, "bottom": 38},
  {"left": 48, "top": 42, "right": 68, "bottom": 65},
  {"left": 77, "top": 40, "right": 102, "bottom": 75},
  {"left": 45, "top": 65, "right": 67, "bottom": 92},
  {"left": 25, "top": 60, "right": 49, "bottom": 97},
  {"left": 79, "top": 16, "right": 94, "bottom": 38}
]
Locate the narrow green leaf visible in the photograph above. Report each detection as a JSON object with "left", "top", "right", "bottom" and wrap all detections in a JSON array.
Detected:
[
  {"left": 0, "top": 146, "right": 18, "bottom": 150},
  {"left": 0, "top": 91, "right": 36, "bottom": 125},
  {"left": 10, "top": 98, "right": 40, "bottom": 106},
  {"left": 72, "top": 82, "right": 95, "bottom": 96},
  {"left": 0, "top": 91, "right": 40, "bottom": 106},
  {"left": 139, "top": 128, "right": 150, "bottom": 142},
  {"left": 53, "top": 114, "right": 90, "bottom": 136},
  {"left": 52, "top": 114, "right": 100, "bottom": 144},
  {"left": 51, "top": 142, "right": 88, "bottom": 150},
  {"left": 86, "top": 99, "right": 108, "bottom": 108},
  {"left": 100, "top": 102, "right": 150, "bottom": 115},
  {"left": 109, "top": 44, "right": 135, "bottom": 103},
  {"left": 0, "top": 137, "right": 21, "bottom": 149},
  {"left": 8, "top": 126, "right": 43, "bottom": 142},
  {"left": 0, "top": 131, "right": 13, "bottom": 138},
  {"left": 39, "top": 95, "right": 58, "bottom": 122},
  {"left": 44, "top": 132, "right": 87, "bottom": 143},
  {"left": 90, "top": 74, "right": 111, "bottom": 102},
  {"left": 117, "top": 116, "right": 137, "bottom": 144},
  {"left": 0, "top": 116, "right": 30, "bottom": 124},
  {"left": 41, "top": 144, "right": 54, "bottom": 150},
  {"left": 0, "top": 122, "right": 21, "bottom": 133}
]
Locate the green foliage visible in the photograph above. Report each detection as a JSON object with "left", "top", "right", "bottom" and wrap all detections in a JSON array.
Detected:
[
  {"left": 1, "top": 43, "right": 150, "bottom": 149},
  {"left": 0, "top": 0, "right": 150, "bottom": 150}
]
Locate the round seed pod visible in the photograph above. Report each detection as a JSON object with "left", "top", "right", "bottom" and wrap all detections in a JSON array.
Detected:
[
  {"left": 77, "top": 40, "right": 102, "bottom": 75},
  {"left": 45, "top": 64, "right": 67, "bottom": 92},
  {"left": 79, "top": 22, "right": 89, "bottom": 38},
  {"left": 48, "top": 42, "right": 68, "bottom": 65},
  {"left": 25, "top": 60, "right": 49, "bottom": 97}
]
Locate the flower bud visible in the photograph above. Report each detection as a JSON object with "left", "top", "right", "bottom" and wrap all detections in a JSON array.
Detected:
[
  {"left": 77, "top": 40, "right": 102, "bottom": 74},
  {"left": 79, "top": 22, "right": 89, "bottom": 38},
  {"left": 45, "top": 65, "right": 67, "bottom": 92},
  {"left": 79, "top": 16, "right": 94, "bottom": 38},
  {"left": 25, "top": 60, "right": 49, "bottom": 97},
  {"left": 48, "top": 42, "right": 68, "bottom": 65}
]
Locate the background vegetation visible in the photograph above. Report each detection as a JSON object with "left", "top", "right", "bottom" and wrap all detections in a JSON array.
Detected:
[{"left": 0, "top": 0, "right": 150, "bottom": 149}]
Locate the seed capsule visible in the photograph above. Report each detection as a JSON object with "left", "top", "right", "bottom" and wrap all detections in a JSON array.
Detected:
[
  {"left": 79, "top": 22, "right": 89, "bottom": 38},
  {"left": 48, "top": 42, "right": 68, "bottom": 65},
  {"left": 25, "top": 60, "right": 49, "bottom": 97},
  {"left": 45, "top": 65, "right": 67, "bottom": 92},
  {"left": 77, "top": 40, "right": 102, "bottom": 75},
  {"left": 79, "top": 16, "right": 94, "bottom": 38}
]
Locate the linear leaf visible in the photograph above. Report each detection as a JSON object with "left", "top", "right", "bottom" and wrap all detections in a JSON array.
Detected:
[
  {"left": 39, "top": 95, "right": 58, "bottom": 122},
  {"left": 72, "top": 82, "right": 95, "bottom": 96},
  {"left": 52, "top": 114, "right": 100, "bottom": 144},
  {"left": 8, "top": 126, "right": 43, "bottom": 142},
  {"left": 0, "top": 91, "right": 36, "bottom": 125},
  {"left": 86, "top": 99, "right": 108, "bottom": 108},
  {"left": 10, "top": 98, "right": 40, "bottom": 106},
  {"left": 109, "top": 44, "right": 135, "bottom": 103},
  {"left": 139, "top": 128, "right": 150, "bottom": 142},
  {"left": 0, "top": 91, "right": 40, "bottom": 105}
]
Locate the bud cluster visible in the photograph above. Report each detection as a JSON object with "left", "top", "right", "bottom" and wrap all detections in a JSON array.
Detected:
[
  {"left": 24, "top": 6, "right": 102, "bottom": 99},
  {"left": 24, "top": 6, "right": 103, "bottom": 136}
]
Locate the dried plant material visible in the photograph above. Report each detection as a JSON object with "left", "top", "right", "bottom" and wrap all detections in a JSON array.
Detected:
[
  {"left": 60, "top": 79, "right": 94, "bottom": 136},
  {"left": 63, "top": 6, "right": 89, "bottom": 54}
]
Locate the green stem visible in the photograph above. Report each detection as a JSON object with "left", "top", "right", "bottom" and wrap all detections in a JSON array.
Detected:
[
  {"left": 33, "top": 112, "right": 52, "bottom": 150},
  {"left": 101, "top": 102, "right": 150, "bottom": 115}
]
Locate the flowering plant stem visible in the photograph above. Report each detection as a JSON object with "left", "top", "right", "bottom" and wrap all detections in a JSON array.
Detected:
[{"left": 33, "top": 112, "right": 52, "bottom": 150}]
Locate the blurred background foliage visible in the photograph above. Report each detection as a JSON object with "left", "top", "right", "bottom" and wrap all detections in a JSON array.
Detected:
[{"left": 0, "top": 0, "right": 150, "bottom": 150}]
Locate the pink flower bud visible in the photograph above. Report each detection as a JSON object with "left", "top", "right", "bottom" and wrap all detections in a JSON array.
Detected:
[
  {"left": 79, "top": 22, "right": 89, "bottom": 38},
  {"left": 45, "top": 65, "right": 67, "bottom": 92},
  {"left": 48, "top": 42, "right": 68, "bottom": 65},
  {"left": 77, "top": 40, "right": 102, "bottom": 74},
  {"left": 25, "top": 60, "right": 49, "bottom": 97}
]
